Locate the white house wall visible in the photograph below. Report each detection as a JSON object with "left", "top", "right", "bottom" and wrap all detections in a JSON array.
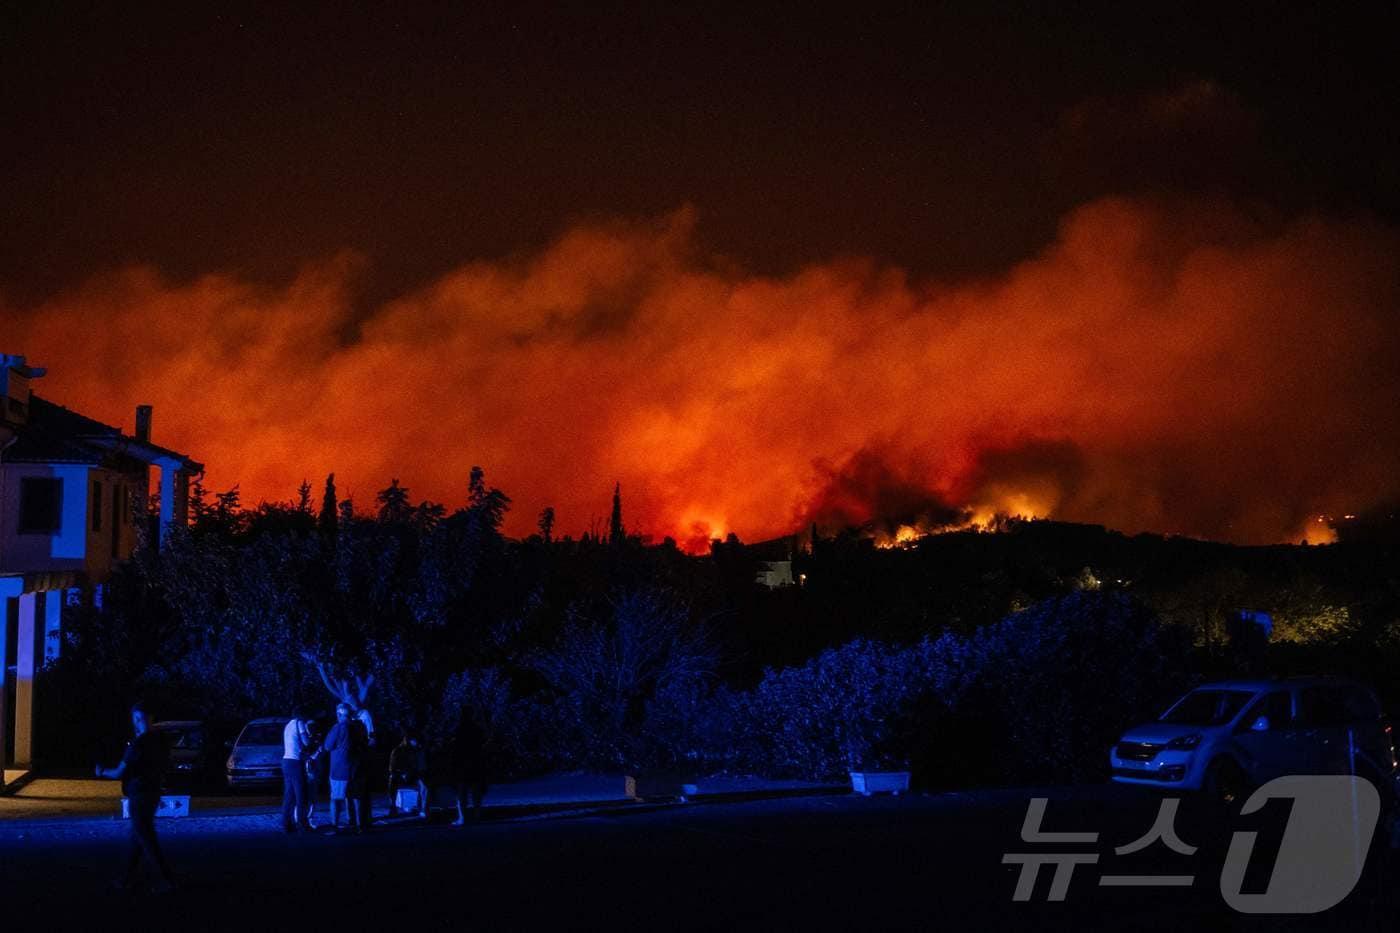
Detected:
[
  {"left": 0, "top": 462, "right": 92, "bottom": 573},
  {"left": 11, "top": 591, "right": 41, "bottom": 766}
]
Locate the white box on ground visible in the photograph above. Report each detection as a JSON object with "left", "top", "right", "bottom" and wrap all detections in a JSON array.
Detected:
[
  {"left": 395, "top": 788, "right": 420, "bottom": 811},
  {"left": 848, "top": 771, "right": 910, "bottom": 796},
  {"left": 121, "top": 795, "right": 191, "bottom": 818}
]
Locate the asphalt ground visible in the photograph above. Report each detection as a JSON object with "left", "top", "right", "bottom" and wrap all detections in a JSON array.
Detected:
[{"left": 2, "top": 784, "right": 1396, "bottom": 931}]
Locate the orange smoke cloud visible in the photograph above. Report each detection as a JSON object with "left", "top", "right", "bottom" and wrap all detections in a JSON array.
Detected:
[{"left": 6, "top": 197, "right": 1400, "bottom": 549}]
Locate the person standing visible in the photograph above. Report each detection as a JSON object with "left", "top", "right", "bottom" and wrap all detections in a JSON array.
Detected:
[
  {"left": 354, "top": 706, "right": 376, "bottom": 829},
  {"left": 450, "top": 708, "right": 489, "bottom": 826},
  {"left": 388, "top": 731, "right": 429, "bottom": 819},
  {"left": 95, "top": 702, "right": 176, "bottom": 893},
  {"left": 281, "top": 708, "right": 314, "bottom": 833},
  {"left": 318, "top": 703, "right": 364, "bottom": 833},
  {"left": 302, "top": 716, "right": 325, "bottom": 829}
]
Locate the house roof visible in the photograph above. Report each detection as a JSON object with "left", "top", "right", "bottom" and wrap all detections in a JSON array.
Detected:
[
  {"left": 2, "top": 395, "right": 203, "bottom": 472},
  {"left": 739, "top": 534, "right": 798, "bottom": 561}
]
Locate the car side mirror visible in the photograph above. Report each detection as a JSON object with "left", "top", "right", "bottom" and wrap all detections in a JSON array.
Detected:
[{"left": 1251, "top": 715, "right": 1270, "bottom": 732}]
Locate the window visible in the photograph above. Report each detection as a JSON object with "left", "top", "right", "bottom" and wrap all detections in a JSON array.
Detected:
[
  {"left": 237, "top": 723, "right": 287, "bottom": 747},
  {"left": 1241, "top": 691, "right": 1293, "bottom": 729},
  {"left": 111, "top": 485, "right": 122, "bottom": 558},
  {"left": 1298, "top": 687, "right": 1351, "bottom": 727},
  {"left": 171, "top": 728, "right": 204, "bottom": 750},
  {"left": 18, "top": 477, "right": 63, "bottom": 533},
  {"left": 1161, "top": 689, "right": 1254, "bottom": 726},
  {"left": 92, "top": 480, "right": 104, "bottom": 532},
  {"left": 1265, "top": 691, "right": 1294, "bottom": 725},
  {"left": 1340, "top": 686, "right": 1380, "bottom": 721}
]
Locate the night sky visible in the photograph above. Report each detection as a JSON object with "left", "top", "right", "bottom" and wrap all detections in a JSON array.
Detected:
[{"left": 4, "top": 3, "right": 1399, "bottom": 547}]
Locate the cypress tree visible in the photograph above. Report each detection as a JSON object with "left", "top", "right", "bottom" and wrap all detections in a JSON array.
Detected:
[
  {"left": 318, "top": 473, "right": 339, "bottom": 540},
  {"left": 609, "top": 483, "right": 625, "bottom": 546}
]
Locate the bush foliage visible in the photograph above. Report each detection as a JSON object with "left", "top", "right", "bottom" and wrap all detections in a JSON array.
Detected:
[{"left": 37, "top": 476, "right": 1400, "bottom": 785}]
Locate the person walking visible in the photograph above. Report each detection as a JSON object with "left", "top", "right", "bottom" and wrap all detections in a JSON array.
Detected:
[
  {"left": 95, "top": 702, "right": 176, "bottom": 893},
  {"left": 281, "top": 708, "right": 314, "bottom": 833},
  {"left": 318, "top": 703, "right": 365, "bottom": 833},
  {"left": 388, "top": 731, "right": 429, "bottom": 819}
]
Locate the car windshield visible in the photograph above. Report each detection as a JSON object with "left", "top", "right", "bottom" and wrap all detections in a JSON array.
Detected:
[
  {"left": 238, "top": 722, "right": 286, "bottom": 746},
  {"left": 1161, "top": 690, "right": 1255, "bottom": 726},
  {"left": 163, "top": 728, "right": 203, "bottom": 749}
]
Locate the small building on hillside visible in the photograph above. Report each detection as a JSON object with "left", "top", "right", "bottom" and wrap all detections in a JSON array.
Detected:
[
  {"left": 0, "top": 354, "right": 201, "bottom": 781},
  {"left": 748, "top": 534, "right": 800, "bottom": 589}
]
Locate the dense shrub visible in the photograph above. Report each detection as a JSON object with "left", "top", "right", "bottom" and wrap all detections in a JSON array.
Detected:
[
  {"left": 703, "top": 591, "right": 1192, "bottom": 784},
  {"left": 44, "top": 482, "right": 1389, "bottom": 785},
  {"left": 950, "top": 591, "right": 1191, "bottom": 783},
  {"left": 735, "top": 639, "right": 934, "bottom": 777},
  {"left": 525, "top": 588, "right": 717, "bottom": 770}
]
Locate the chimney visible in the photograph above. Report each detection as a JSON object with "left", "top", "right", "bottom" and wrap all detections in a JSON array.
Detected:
[
  {"left": 135, "top": 405, "right": 153, "bottom": 443},
  {"left": 1, "top": 354, "right": 44, "bottom": 427}
]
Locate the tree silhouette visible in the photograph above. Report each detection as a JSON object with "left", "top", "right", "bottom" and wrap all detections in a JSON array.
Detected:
[
  {"left": 538, "top": 506, "right": 555, "bottom": 543},
  {"left": 376, "top": 478, "right": 413, "bottom": 524},
  {"left": 609, "top": 483, "right": 625, "bottom": 546},
  {"left": 189, "top": 476, "right": 211, "bottom": 524},
  {"left": 413, "top": 500, "right": 447, "bottom": 531},
  {"left": 467, "top": 466, "right": 510, "bottom": 530},
  {"left": 296, "top": 479, "right": 313, "bottom": 514},
  {"left": 318, "top": 473, "right": 339, "bottom": 541}
]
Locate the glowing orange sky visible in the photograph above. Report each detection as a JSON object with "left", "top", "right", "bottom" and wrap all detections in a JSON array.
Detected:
[{"left": 7, "top": 196, "right": 1399, "bottom": 549}]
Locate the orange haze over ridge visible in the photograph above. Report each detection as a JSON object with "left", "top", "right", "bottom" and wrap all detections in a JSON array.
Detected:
[{"left": 6, "top": 197, "right": 1399, "bottom": 552}]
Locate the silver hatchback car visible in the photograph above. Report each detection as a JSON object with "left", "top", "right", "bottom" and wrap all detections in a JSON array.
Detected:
[
  {"left": 1110, "top": 677, "right": 1397, "bottom": 801},
  {"left": 225, "top": 717, "right": 290, "bottom": 789}
]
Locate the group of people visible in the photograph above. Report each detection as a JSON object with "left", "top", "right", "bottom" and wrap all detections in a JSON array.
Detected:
[
  {"left": 282, "top": 702, "right": 490, "bottom": 834},
  {"left": 281, "top": 702, "right": 376, "bottom": 833},
  {"left": 96, "top": 699, "right": 492, "bottom": 893}
]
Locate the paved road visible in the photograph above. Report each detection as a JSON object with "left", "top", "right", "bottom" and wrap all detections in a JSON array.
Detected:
[
  {"left": 2, "top": 785, "right": 1396, "bottom": 930},
  {"left": 0, "top": 778, "right": 284, "bottom": 820}
]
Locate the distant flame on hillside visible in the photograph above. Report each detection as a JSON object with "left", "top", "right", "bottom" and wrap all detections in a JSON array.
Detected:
[
  {"left": 7, "top": 197, "right": 1400, "bottom": 552},
  {"left": 869, "top": 489, "right": 1053, "bottom": 548}
]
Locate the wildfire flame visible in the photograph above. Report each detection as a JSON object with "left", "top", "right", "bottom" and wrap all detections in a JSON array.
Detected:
[
  {"left": 6, "top": 197, "right": 1399, "bottom": 552},
  {"left": 872, "top": 491, "right": 1053, "bottom": 548}
]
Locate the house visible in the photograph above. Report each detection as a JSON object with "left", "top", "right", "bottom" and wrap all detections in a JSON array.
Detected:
[
  {"left": 747, "top": 534, "right": 799, "bottom": 589},
  {"left": 0, "top": 354, "right": 201, "bottom": 783}
]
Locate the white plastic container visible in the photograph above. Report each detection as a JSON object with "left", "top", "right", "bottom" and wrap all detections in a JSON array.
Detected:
[
  {"left": 849, "top": 771, "right": 910, "bottom": 796},
  {"left": 121, "top": 795, "right": 191, "bottom": 818}
]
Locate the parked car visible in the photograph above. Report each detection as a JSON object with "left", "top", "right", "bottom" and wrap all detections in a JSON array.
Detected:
[
  {"left": 150, "top": 720, "right": 219, "bottom": 788},
  {"left": 226, "top": 717, "right": 289, "bottom": 790},
  {"left": 1110, "top": 677, "right": 1398, "bottom": 802}
]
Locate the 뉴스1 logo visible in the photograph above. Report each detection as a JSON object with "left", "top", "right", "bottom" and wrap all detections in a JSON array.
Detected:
[{"left": 1004, "top": 776, "right": 1382, "bottom": 914}]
